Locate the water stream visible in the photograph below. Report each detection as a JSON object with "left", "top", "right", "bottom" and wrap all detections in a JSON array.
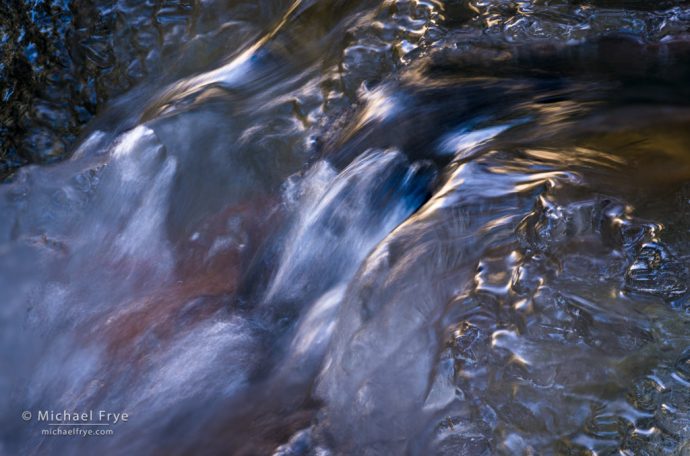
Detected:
[{"left": 2, "top": 1, "right": 690, "bottom": 454}]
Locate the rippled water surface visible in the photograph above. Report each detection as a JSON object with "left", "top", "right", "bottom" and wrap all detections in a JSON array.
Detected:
[{"left": 2, "top": 1, "right": 690, "bottom": 455}]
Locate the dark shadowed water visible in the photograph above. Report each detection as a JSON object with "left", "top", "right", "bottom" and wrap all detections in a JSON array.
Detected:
[{"left": 1, "top": 1, "right": 690, "bottom": 455}]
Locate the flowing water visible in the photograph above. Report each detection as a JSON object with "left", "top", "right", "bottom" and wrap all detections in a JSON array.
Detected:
[{"left": 2, "top": 1, "right": 690, "bottom": 455}]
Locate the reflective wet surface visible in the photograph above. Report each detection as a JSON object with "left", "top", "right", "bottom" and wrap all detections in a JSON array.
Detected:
[{"left": 1, "top": 1, "right": 690, "bottom": 455}]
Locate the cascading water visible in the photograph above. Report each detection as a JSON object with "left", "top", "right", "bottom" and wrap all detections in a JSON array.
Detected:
[{"left": 1, "top": 0, "right": 690, "bottom": 455}]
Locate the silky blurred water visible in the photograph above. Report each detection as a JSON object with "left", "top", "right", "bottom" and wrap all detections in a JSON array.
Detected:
[{"left": 1, "top": 1, "right": 690, "bottom": 455}]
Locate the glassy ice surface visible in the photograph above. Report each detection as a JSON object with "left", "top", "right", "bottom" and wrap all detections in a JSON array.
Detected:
[{"left": 1, "top": 1, "right": 690, "bottom": 455}]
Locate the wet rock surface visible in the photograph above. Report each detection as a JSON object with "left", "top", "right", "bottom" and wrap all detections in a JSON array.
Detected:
[{"left": 0, "top": 0, "right": 199, "bottom": 176}]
